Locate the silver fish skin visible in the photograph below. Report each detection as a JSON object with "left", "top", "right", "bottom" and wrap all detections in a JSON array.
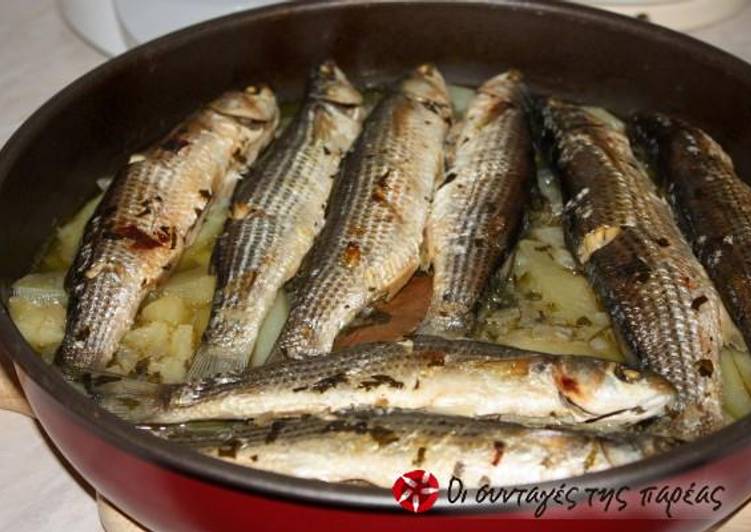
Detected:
[
  {"left": 89, "top": 336, "right": 676, "bottom": 428},
  {"left": 420, "top": 70, "right": 533, "bottom": 337},
  {"left": 187, "top": 62, "right": 365, "bottom": 380},
  {"left": 271, "top": 64, "right": 452, "bottom": 360},
  {"left": 142, "top": 409, "right": 677, "bottom": 489},
  {"left": 56, "top": 87, "right": 279, "bottom": 370},
  {"left": 534, "top": 98, "right": 726, "bottom": 438},
  {"left": 631, "top": 113, "right": 751, "bottom": 350}
]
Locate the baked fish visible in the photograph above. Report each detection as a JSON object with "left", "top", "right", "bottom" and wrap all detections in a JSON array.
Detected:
[
  {"left": 187, "top": 62, "right": 364, "bottom": 380},
  {"left": 420, "top": 70, "right": 533, "bottom": 336},
  {"left": 533, "top": 98, "right": 726, "bottom": 438},
  {"left": 271, "top": 64, "right": 452, "bottom": 360},
  {"left": 631, "top": 113, "right": 751, "bottom": 350},
  {"left": 142, "top": 409, "right": 677, "bottom": 489},
  {"left": 85, "top": 336, "right": 676, "bottom": 427},
  {"left": 56, "top": 87, "right": 279, "bottom": 370}
]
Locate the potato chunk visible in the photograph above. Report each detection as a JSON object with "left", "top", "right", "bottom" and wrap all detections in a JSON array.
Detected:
[
  {"left": 721, "top": 348, "right": 751, "bottom": 419},
  {"left": 514, "top": 238, "right": 602, "bottom": 323},
  {"left": 54, "top": 194, "right": 103, "bottom": 266},
  {"left": 161, "top": 269, "right": 216, "bottom": 307},
  {"left": 7, "top": 297, "right": 66, "bottom": 354},
  {"left": 12, "top": 271, "right": 67, "bottom": 305},
  {"left": 141, "top": 295, "right": 190, "bottom": 325}
]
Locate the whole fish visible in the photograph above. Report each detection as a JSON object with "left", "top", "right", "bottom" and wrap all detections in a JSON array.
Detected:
[
  {"left": 85, "top": 336, "right": 676, "bottom": 427},
  {"left": 533, "top": 98, "right": 727, "bottom": 438},
  {"left": 142, "top": 409, "right": 677, "bottom": 489},
  {"left": 631, "top": 113, "right": 751, "bottom": 350},
  {"left": 187, "top": 62, "right": 364, "bottom": 380},
  {"left": 420, "top": 70, "right": 533, "bottom": 336},
  {"left": 272, "top": 64, "right": 452, "bottom": 360},
  {"left": 56, "top": 87, "right": 279, "bottom": 370}
]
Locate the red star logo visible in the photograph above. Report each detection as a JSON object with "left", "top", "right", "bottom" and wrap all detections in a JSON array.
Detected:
[{"left": 391, "top": 470, "right": 440, "bottom": 513}]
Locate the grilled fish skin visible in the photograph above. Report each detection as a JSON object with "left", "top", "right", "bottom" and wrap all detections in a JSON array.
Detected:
[
  {"left": 187, "top": 62, "right": 365, "bottom": 380},
  {"left": 420, "top": 71, "right": 533, "bottom": 337},
  {"left": 141, "top": 409, "right": 677, "bottom": 489},
  {"left": 56, "top": 87, "right": 279, "bottom": 370},
  {"left": 630, "top": 113, "right": 751, "bottom": 350},
  {"left": 271, "top": 64, "right": 452, "bottom": 360},
  {"left": 85, "top": 335, "right": 676, "bottom": 427},
  {"left": 533, "top": 98, "right": 726, "bottom": 438}
]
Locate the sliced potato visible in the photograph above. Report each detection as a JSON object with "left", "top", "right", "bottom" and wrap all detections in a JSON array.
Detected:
[
  {"left": 730, "top": 348, "right": 751, "bottom": 396},
  {"left": 55, "top": 194, "right": 103, "bottom": 266},
  {"left": 720, "top": 348, "right": 751, "bottom": 419},
  {"left": 114, "top": 346, "right": 144, "bottom": 375},
  {"left": 150, "top": 356, "right": 185, "bottom": 384},
  {"left": 161, "top": 269, "right": 216, "bottom": 307},
  {"left": 143, "top": 325, "right": 194, "bottom": 383},
  {"left": 120, "top": 321, "right": 171, "bottom": 357},
  {"left": 191, "top": 305, "right": 211, "bottom": 342},
  {"left": 496, "top": 325, "right": 623, "bottom": 362},
  {"left": 141, "top": 295, "right": 190, "bottom": 325},
  {"left": 495, "top": 328, "right": 592, "bottom": 357},
  {"left": 179, "top": 247, "right": 213, "bottom": 271},
  {"left": 7, "top": 297, "right": 66, "bottom": 351},
  {"left": 178, "top": 201, "right": 228, "bottom": 271},
  {"left": 12, "top": 271, "right": 67, "bottom": 305},
  {"left": 170, "top": 324, "right": 194, "bottom": 361},
  {"left": 514, "top": 239, "right": 602, "bottom": 323},
  {"left": 251, "top": 290, "right": 289, "bottom": 367},
  {"left": 158, "top": 324, "right": 195, "bottom": 383},
  {"left": 528, "top": 226, "right": 566, "bottom": 249}
]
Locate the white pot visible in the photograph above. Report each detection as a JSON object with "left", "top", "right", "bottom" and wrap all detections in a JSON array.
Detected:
[
  {"left": 60, "top": 0, "right": 286, "bottom": 56},
  {"left": 575, "top": 0, "right": 750, "bottom": 30},
  {"left": 61, "top": 0, "right": 750, "bottom": 56}
]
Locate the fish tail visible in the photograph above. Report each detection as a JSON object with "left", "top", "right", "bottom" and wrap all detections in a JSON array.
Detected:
[
  {"left": 69, "top": 370, "right": 169, "bottom": 422},
  {"left": 187, "top": 345, "right": 249, "bottom": 381},
  {"left": 139, "top": 419, "right": 256, "bottom": 447}
]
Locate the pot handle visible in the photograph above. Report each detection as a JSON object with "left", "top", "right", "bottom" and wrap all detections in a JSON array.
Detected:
[
  {"left": 0, "top": 356, "right": 148, "bottom": 530},
  {"left": 97, "top": 494, "right": 148, "bottom": 532},
  {"left": 0, "top": 353, "right": 33, "bottom": 417}
]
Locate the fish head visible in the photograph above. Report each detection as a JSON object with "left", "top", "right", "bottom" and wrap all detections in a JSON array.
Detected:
[
  {"left": 544, "top": 98, "right": 598, "bottom": 134},
  {"left": 308, "top": 61, "right": 365, "bottom": 151},
  {"left": 209, "top": 85, "right": 279, "bottom": 124},
  {"left": 477, "top": 70, "right": 524, "bottom": 100},
  {"left": 400, "top": 63, "right": 452, "bottom": 121},
  {"left": 552, "top": 356, "right": 678, "bottom": 425},
  {"left": 629, "top": 112, "right": 675, "bottom": 148},
  {"left": 630, "top": 111, "right": 736, "bottom": 189},
  {"left": 310, "top": 60, "right": 364, "bottom": 107},
  {"left": 463, "top": 70, "right": 528, "bottom": 131},
  {"left": 527, "top": 96, "right": 573, "bottom": 165}
]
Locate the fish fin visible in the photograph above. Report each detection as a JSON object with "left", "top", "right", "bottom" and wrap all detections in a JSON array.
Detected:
[{"left": 187, "top": 346, "right": 249, "bottom": 381}]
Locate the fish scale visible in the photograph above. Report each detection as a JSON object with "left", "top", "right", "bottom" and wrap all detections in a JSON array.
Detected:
[
  {"left": 534, "top": 98, "right": 726, "bottom": 439},
  {"left": 141, "top": 409, "right": 677, "bottom": 489},
  {"left": 272, "top": 64, "right": 452, "bottom": 360},
  {"left": 420, "top": 70, "right": 533, "bottom": 336},
  {"left": 187, "top": 62, "right": 364, "bottom": 379},
  {"left": 631, "top": 113, "right": 751, "bottom": 351},
  {"left": 56, "top": 86, "right": 279, "bottom": 371},
  {"left": 88, "top": 335, "right": 676, "bottom": 428}
]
